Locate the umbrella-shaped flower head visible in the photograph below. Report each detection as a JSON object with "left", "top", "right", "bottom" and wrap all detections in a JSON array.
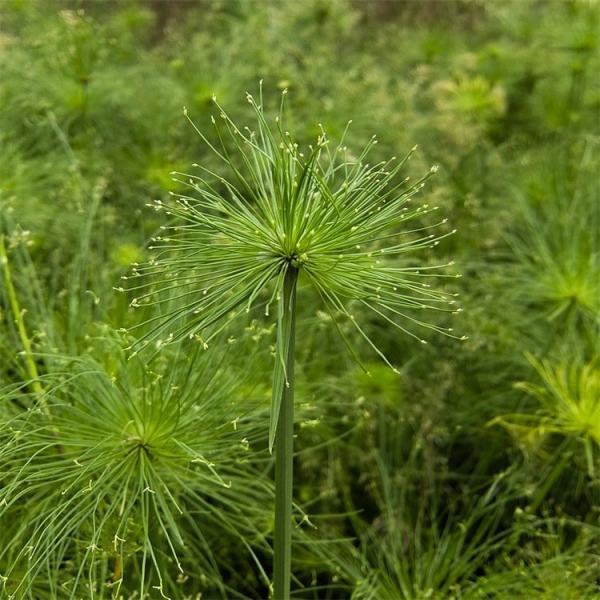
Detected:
[{"left": 122, "top": 87, "right": 463, "bottom": 367}]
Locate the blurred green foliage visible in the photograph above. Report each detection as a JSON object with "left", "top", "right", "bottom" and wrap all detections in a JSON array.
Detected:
[{"left": 0, "top": 0, "right": 599, "bottom": 597}]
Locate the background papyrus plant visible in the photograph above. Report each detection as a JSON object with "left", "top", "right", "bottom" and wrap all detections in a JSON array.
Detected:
[
  {"left": 122, "top": 85, "right": 463, "bottom": 599},
  {"left": 0, "top": 344, "right": 271, "bottom": 599}
]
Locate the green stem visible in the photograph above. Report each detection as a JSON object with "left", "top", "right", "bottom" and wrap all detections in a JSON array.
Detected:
[
  {"left": 273, "top": 266, "right": 298, "bottom": 600},
  {"left": 0, "top": 235, "right": 45, "bottom": 403}
]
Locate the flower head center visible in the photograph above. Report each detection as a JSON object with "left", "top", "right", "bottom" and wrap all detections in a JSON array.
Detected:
[
  {"left": 287, "top": 251, "right": 308, "bottom": 268},
  {"left": 126, "top": 435, "right": 152, "bottom": 454}
]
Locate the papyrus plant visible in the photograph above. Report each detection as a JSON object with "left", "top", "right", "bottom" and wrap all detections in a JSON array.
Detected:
[
  {"left": 122, "top": 85, "right": 462, "bottom": 599},
  {"left": 493, "top": 354, "right": 600, "bottom": 479},
  {"left": 0, "top": 345, "right": 270, "bottom": 599}
]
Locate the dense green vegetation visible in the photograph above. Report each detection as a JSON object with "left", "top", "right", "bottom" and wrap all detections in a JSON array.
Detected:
[{"left": 0, "top": 1, "right": 598, "bottom": 598}]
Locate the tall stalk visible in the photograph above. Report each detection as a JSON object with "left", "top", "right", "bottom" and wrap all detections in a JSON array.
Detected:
[
  {"left": 273, "top": 266, "right": 298, "bottom": 600},
  {"left": 0, "top": 235, "right": 44, "bottom": 402}
]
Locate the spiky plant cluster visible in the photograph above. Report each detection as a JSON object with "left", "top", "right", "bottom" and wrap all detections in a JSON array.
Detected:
[
  {"left": 518, "top": 356, "right": 600, "bottom": 444},
  {"left": 0, "top": 346, "right": 271, "bottom": 599},
  {"left": 495, "top": 354, "right": 600, "bottom": 477},
  {"left": 501, "top": 155, "right": 599, "bottom": 353},
  {"left": 322, "top": 457, "right": 509, "bottom": 600},
  {"left": 120, "top": 86, "right": 463, "bottom": 362}
]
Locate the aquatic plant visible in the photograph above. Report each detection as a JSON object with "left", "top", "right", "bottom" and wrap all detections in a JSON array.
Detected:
[{"left": 123, "top": 85, "right": 461, "bottom": 597}]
